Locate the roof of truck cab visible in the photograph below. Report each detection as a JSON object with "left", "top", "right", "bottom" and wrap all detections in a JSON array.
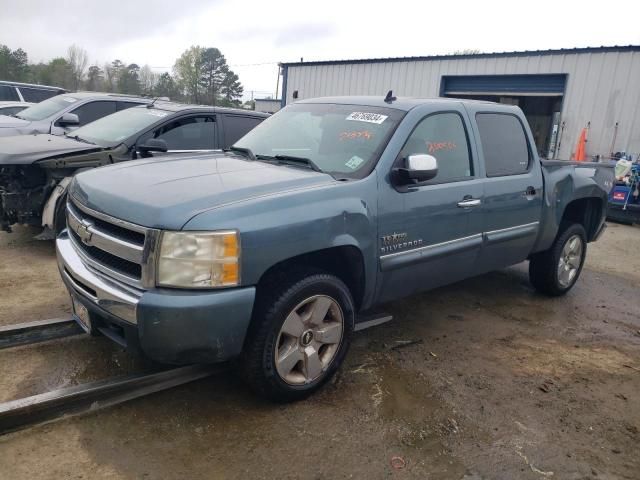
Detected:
[
  {"left": 297, "top": 96, "right": 501, "bottom": 111},
  {"left": 61, "top": 91, "right": 151, "bottom": 101},
  {"left": 142, "top": 101, "right": 270, "bottom": 117}
]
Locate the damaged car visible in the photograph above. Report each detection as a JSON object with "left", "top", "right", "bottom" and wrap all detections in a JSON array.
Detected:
[{"left": 0, "top": 102, "right": 268, "bottom": 237}]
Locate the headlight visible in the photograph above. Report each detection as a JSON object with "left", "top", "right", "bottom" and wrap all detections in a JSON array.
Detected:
[{"left": 157, "top": 231, "right": 240, "bottom": 288}]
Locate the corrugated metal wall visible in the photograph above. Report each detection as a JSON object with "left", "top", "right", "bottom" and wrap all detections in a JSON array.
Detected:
[{"left": 283, "top": 50, "right": 640, "bottom": 159}]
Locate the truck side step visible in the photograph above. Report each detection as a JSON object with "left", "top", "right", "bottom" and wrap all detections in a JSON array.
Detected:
[{"left": 354, "top": 311, "right": 393, "bottom": 331}]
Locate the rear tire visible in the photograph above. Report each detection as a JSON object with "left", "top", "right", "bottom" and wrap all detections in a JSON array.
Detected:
[
  {"left": 529, "top": 223, "right": 587, "bottom": 296},
  {"left": 241, "top": 271, "right": 354, "bottom": 402}
]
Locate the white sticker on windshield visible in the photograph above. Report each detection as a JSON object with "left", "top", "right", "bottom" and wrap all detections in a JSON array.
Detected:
[
  {"left": 345, "top": 156, "right": 365, "bottom": 170},
  {"left": 346, "top": 112, "right": 388, "bottom": 124},
  {"left": 146, "top": 111, "right": 168, "bottom": 117},
  {"left": 62, "top": 97, "right": 78, "bottom": 103}
]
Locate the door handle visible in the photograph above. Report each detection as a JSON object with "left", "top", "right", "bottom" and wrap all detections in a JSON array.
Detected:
[
  {"left": 457, "top": 198, "right": 482, "bottom": 208},
  {"left": 523, "top": 186, "right": 537, "bottom": 197}
]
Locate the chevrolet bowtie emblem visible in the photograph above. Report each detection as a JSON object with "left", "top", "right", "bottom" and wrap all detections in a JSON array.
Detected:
[{"left": 76, "top": 220, "right": 93, "bottom": 245}]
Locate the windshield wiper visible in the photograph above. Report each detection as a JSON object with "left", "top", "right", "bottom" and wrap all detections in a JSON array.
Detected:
[
  {"left": 225, "top": 146, "right": 256, "bottom": 160},
  {"left": 256, "top": 154, "right": 323, "bottom": 173},
  {"left": 65, "top": 133, "right": 95, "bottom": 145}
]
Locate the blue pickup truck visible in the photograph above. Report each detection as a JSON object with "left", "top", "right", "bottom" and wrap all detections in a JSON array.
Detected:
[{"left": 56, "top": 96, "right": 614, "bottom": 401}]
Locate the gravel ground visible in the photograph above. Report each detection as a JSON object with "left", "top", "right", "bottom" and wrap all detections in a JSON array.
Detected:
[{"left": 0, "top": 223, "right": 638, "bottom": 479}]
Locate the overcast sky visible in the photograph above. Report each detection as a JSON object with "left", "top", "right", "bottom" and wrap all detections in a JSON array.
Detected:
[{"left": 2, "top": 0, "right": 639, "bottom": 100}]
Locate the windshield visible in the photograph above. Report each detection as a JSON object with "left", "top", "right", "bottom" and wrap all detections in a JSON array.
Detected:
[
  {"left": 70, "top": 107, "right": 170, "bottom": 147},
  {"left": 17, "top": 95, "right": 79, "bottom": 121},
  {"left": 234, "top": 103, "right": 404, "bottom": 179}
]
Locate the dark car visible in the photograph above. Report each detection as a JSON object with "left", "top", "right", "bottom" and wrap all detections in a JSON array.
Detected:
[
  {"left": 0, "top": 101, "right": 268, "bottom": 236},
  {"left": 0, "top": 92, "right": 151, "bottom": 138},
  {"left": 0, "top": 80, "right": 67, "bottom": 103}
]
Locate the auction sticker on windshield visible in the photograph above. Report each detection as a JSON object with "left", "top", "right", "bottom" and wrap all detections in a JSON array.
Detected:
[
  {"left": 345, "top": 156, "right": 365, "bottom": 169},
  {"left": 346, "top": 112, "right": 388, "bottom": 124}
]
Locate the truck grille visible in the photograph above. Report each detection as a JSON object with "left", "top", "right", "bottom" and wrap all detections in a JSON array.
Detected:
[{"left": 66, "top": 197, "right": 158, "bottom": 289}]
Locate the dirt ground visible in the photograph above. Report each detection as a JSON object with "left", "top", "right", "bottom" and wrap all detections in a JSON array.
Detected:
[{"left": 0, "top": 223, "right": 639, "bottom": 479}]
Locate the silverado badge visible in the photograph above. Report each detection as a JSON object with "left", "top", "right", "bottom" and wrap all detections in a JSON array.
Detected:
[{"left": 380, "top": 232, "right": 423, "bottom": 254}]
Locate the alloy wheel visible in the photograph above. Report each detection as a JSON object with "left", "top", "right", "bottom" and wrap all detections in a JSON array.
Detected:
[{"left": 274, "top": 295, "right": 344, "bottom": 385}]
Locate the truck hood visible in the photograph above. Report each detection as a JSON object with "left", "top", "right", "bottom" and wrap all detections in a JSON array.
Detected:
[
  {"left": 70, "top": 153, "right": 336, "bottom": 230},
  {"left": 0, "top": 134, "right": 103, "bottom": 165}
]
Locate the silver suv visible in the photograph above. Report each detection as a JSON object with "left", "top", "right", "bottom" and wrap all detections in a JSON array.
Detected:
[{"left": 0, "top": 92, "right": 150, "bottom": 137}]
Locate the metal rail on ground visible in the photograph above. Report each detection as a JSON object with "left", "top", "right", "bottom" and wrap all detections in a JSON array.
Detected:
[
  {"left": 0, "top": 318, "right": 83, "bottom": 350},
  {"left": 0, "top": 364, "right": 223, "bottom": 435}
]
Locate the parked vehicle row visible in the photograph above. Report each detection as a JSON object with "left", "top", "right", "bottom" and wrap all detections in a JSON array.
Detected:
[
  {"left": 0, "top": 101, "right": 268, "bottom": 235},
  {"left": 0, "top": 80, "right": 67, "bottom": 103},
  {"left": 54, "top": 95, "right": 614, "bottom": 401}
]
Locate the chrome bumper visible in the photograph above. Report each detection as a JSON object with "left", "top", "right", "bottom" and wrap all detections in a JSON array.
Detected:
[{"left": 56, "top": 231, "right": 142, "bottom": 324}]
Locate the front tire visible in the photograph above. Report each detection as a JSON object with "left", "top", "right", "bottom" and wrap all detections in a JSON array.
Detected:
[
  {"left": 241, "top": 272, "right": 354, "bottom": 402},
  {"left": 529, "top": 223, "right": 587, "bottom": 296}
]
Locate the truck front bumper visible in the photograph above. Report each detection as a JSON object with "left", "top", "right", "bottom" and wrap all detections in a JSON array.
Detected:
[{"left": 56, "top": 232, "right": 256, "bottom": 364}]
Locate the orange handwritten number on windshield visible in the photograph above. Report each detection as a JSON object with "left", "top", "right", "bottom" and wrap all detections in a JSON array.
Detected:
[{"left": 339, "top": 131, "right": 373, "bottom": 141}]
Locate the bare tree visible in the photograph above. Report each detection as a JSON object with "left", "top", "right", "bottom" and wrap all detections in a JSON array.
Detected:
[
  {"left": 139, "top": 65, "right": 158, "bottom": 96},
  {"left": 67, "top": 44, "right": 88, "bottom": 91}
]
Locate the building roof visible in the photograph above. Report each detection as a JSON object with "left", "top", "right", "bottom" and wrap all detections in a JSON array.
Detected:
[{"left": 280, "top": 45, "right": 640, "bottom": 67}]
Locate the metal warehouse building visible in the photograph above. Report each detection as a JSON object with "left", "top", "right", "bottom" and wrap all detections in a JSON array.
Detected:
[{"left": 279, "top": 46, "right": 640, "bottom": 160}]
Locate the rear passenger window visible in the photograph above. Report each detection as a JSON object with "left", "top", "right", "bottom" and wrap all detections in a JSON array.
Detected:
[
  {"left": 117, "top": 101, "right": 143, "bottom": 111},
  {"left": 0, "top": 85, "right": 19, "bottom": 101},
  {"left": 69, "top": 101, "right": 117, "bottom": 126},
  {"left": 476, "top": 113, "right": 530, "bottom": 176},
  {"left": 19, "top": 87, "right": 56, "bottom": 103},
  {"left": 224, "top": 115, "right": 264, "bottom": 147},
  {"left": 399, "top": 112, "right": 473, "bottom": 183}
]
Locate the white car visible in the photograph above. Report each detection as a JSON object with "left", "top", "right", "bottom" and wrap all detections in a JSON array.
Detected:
[{"left": 0, "top": 101, "right": 33, "bottom": 117}]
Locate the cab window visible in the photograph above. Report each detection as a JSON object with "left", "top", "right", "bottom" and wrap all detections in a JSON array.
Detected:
[
  {"left": 399, "top": 112, "right": 473, "bottom": 183},
  {"left": 476, "top": 113, "right": 530, "bottom": 177}
]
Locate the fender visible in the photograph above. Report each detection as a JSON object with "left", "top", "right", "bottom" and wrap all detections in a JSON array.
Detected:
[{"left": 41, "top": 176, "right": 73, "bottom": 230}]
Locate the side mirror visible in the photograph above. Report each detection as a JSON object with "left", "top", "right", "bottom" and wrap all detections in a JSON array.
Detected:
[
  {"left": 394, "top": 154, "right": 438, "bottom": 184},
  {"left": 58, "top": 113, "right": 79, "bottom": 126},
  {"left": 138, "top": 138, "right": 168, "bottom": 155}
]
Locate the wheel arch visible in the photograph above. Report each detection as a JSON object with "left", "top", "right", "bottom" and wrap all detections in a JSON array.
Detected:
[
  {"left": 560, "top": 196, "right": 604, "bottom": 242},
  {"left": 254, "top": 245, "right": 367, "bottom": 312}
]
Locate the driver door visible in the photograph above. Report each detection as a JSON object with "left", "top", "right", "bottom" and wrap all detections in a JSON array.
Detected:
[{"left": 376, "top": 106, "right": 484, "bottom": 303}]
